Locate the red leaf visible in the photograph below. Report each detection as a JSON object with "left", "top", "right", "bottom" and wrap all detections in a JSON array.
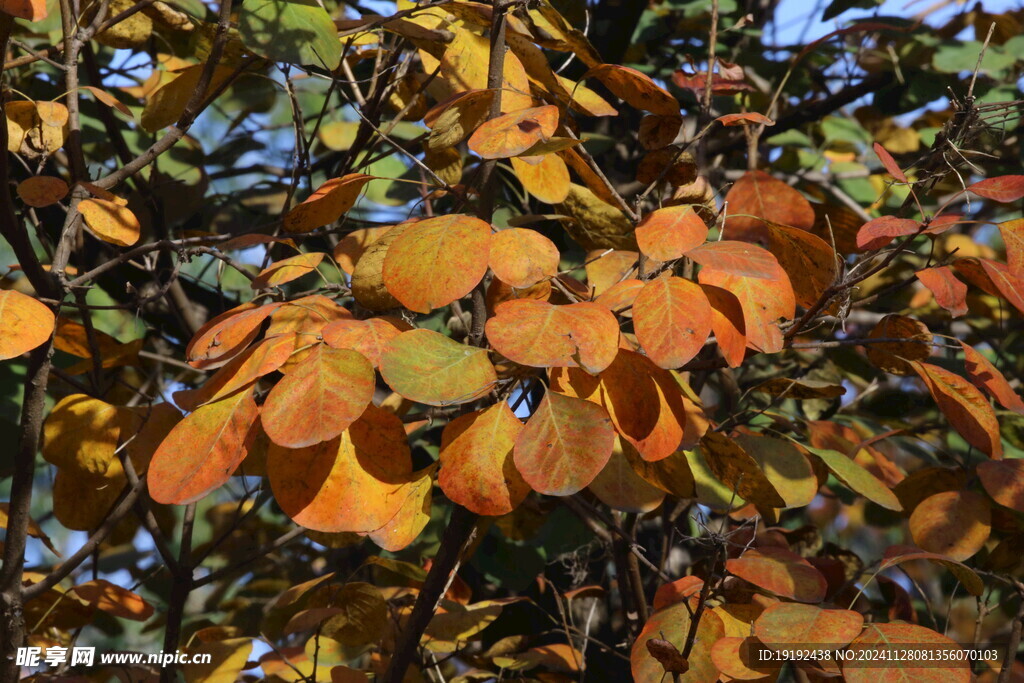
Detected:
[
  {"left": 856, "top": 216, "right": 920, "bottom": 250},
  {"left": 700, "top": 284, "right": 746, "bottom": 367},
  {"left": 967, "top": 175, "right": 1024, "bottom": 203},
  {"left": 916, "top": 266, "right": 968, "bottom": 317},
  {"left": 873, "top": 142, "right": 907, "bottom": 183}
]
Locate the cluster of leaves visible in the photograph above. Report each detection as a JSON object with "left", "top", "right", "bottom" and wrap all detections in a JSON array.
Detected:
[{"left": 2, "top": 0, "right": 1024, "bottom": 681}]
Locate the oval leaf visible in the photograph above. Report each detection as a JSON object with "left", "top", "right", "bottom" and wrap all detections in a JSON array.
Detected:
[{"left": 379, "top": 329, "right": 497, "bottom": 406}]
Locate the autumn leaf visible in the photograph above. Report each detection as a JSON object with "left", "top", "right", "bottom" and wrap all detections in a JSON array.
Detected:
[
  {"left": 582, "top": 64, "right": 679, "bottom": 117},
  {"left": 631, "top": 600, "right": 724, "bottom": 683},
  {"left": 382, "top": 214, "right": 492, "bottom": 313},
  {"left": 726, "top": 547, "right": 827, "bottom": 603},
  {"left": 967, "top": 175, "right": 1024, "bottom": 203},
  {"left": 488, "top": 228, "right": 560, "bottom": 288},
  {"left": 282, "top": 174, "right": 376, "bottom": 233},
  {"left": 917, "top": 266, "right": 968, "bottom": 317},
  {"left": 798, "top": 444, "right": 902, "bottom": 511},
  {"left": 510, "top": 154, "right": 571, "bottom": 204},
  {"left": 722, "top": 170, "right": 814, "bottom": 244},
  {"left": 513, "top": 390, "right": 616, "bottom": 496},
  {"left": 977, "top": 459, "right": 1024, "bottom": 513},
  {"left": 267, "top": 405, "right": 413, "bottom": 532},
  {"left": 873, "top": 141, "right": 907, "bottom": 183},
  {"left": 72, "top": 579, "right": 154, "bottom": 621},
  {"left": 467, "top": 105, "right": 558, "bottom": 159},
  {"left": 186, "top": 301, "right": 284, "bottom": 368},
  {"left": 960, "top": 342, "right": 1024, "bottom": 414},
  {"left": 909, "top": 490, "right": 991, "bottom": 561},
  {"left": 379, "top": 329, "right": 497, "bottom": 406},
  {"left": 700, "top": 431, "right": 786, "bottom": 509},
  {"left": 856, "top": 216, "right": 920, "bottom": 250},
  {"left": 716, "top": 112, "right": 774, "bottom": 127},
  {"left": 685, "top": 240, "right": 780, "bottom": 280},
  {"left": 765, "top": 222, "right": 839, "bottom": 308},
  {"left": 698, "top": 265, "right": 795, "bottom": 354},
  {"left": 865, "top": 314, "right": 932, "bottom": 375},
  {"left": 754, "top": 603, "right": 863, "bottom": 651},
  {"left": 631, "top": 276, "right": 713, "bottom": 369},
  {"left": 911, "top": 361, "right": 1003, "bottom": 459},
  {"left": 0, "top": 290, "right": 54, "bottom": 361},
  {"left": 843, "top": 624, "right": 971, "bottom": 683},
  {"left": 634, "top": 205, "right": 708, "bottom": 262},
  {"left": 588, "top": 438, "right": 666, "bottom": 513},
  {"left": 438, "top": 403, "right": 528, "bottom": 516},
  {"left": 148, "top": 387, "right": 259, "bottom": 505},
  {"left": 79, "top": 198, "right": 141, "bottom": 247},
  {"left": 261, "top": 345, "right": 376, "bottom": 449},
  {"left": 322, "top": 317, "right": 409, "bottom": 367},
  {"left": 251, "top": 252, "right": 325, "bottom": 290},
  {"left": 17, "top": 176, "right": 68, "bottom": 207}
]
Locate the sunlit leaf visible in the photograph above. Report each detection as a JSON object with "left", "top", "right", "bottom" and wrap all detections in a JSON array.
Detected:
[
  {"left": 283, "top": 174, "right": 376, "bottom": 233},
  {"left": 909, "top": 490, "right": 991, "bottom": 561},
  {"left": 439, "top": 403, "right": 528, "bottom": 516},
  {"left": 911, "top": 361, "right": 1002, "bottom": 458},
  {"left": 79, "top": 198, "right": 141, "bottom": 247},
  {"left": 238, "top": 0, "right": 343, "bottom": 70},
  {"left": 379, "top": 329, "right": 497, "bottom": 406},
  {"left": 726, "top": 547, "right": 827, "bottom": 603},
  {"left": 467, "top": 105, "right": 558, "bottom": 159},
  {"left": 842, "top": 624, "right": 971, "bottom": 683},
  {"left": 488, "top": 228, "right": 560, "bottom": 288},
  {"left": 262, "top": 345, "right": 375, "bottom": 448},
  {"left": 722, "top": 170, "right": 815, "bottom": 244},
  {"left": 582, "top": 64, "right": 679, "bottom": 117},
  {"left": 149, "top": 387, "right": 259, "bottom": 504},
  {"left": 917, "top": 266, "right": 968, "bottom": 317},
  {"left": 634, "top": 205, "right": 708, "bottom": 262},
  {"left": 382, "top": 214, "right": 492, "bottom": 313},
  {"left": 754, "top": 603, "right": 863, "bottom": 651},
  {"left": 632, "top": 276, "right": 713, "bottom": 369},
  {"left": 631, "top": 601, "right": 724, "bottom": 683},
  {"left": 0, "top": 290, "right": 54, "bottom": 361},
  {"left": 251, "top": 252, "right": 324, "bottom": 289},
  {"left": 513, "top": 390, "right": 616, "bottom": 496}
]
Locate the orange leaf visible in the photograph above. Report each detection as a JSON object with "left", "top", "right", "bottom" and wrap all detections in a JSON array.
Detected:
[
  {"left": 265, "top": 294, "right": 353, "bottom": 369},
  {"left": 725, "top": 547, "right": 827, "bottom": 603},
  {"left": 865, "top": 314, "right": 931, "bottom": 375},
  {"left": 960, "top": 342, "right": 1024, "bottom": 414},
  {"left": 685, "top": 240, "right": 780, "bottom": 280},
  {"left": 700, "top": 284, "right": 746, "bottom": 368},
  {"left": 631, "top": 601, "right": 723, "bottom": 683},
  {"left": 438, "top": 403, "right": 528, "bottom": 516},
  {"left": 551, "top": 349, "right": 700, "bottom": 462},
  {"left": 709, "top": 637, "right": 775, "bottom": 680},
  {"left": 582, "top": 64, "right": 679, "bottom": 117},
  {"left": 843, "top": 624, "right": 971, "bottom": 683},
  {"left": 635, "top": 205, "right": 708, "bottom": 262},
  {"left": 917, "top": 266, "right": 967, "bottom": 317},
  {"left": 379, "top": 329, "right": 497, "bottom": 406},
  {"left": 467, "top": 105, "right": 558, "bottom": 159},
  {"left": 999, "top": 218, "right": 1024, "bottom": 276},
  {"left": 267, "top": 405, "right": 413, "bottom": 532},
  {"left": 367, "top": 467, "right": 433, "bottom": 552},
  {"left": 186, "top": 301, "right": 284, "bottom": 368},
  {"left": 856, "top": 216, "right": 920, "bottom": 250},
  {"left": 967, "top": 175, "right": 1024, "bottom": 203},
  {"left": 588, "top": 438, "right": 666, "bottom": 513},
  {"left": 765, "top": 223, "right": 839, "bottom": 308},
  {"left": 0, "top": 290, "right": 54, "bottom": 361},
  {"left": 753, "top": 603, "right": 863, "bottom": 651},
  {"left": 382, "top": 214, "right": 492, "bottom": 313},
  {"left": 911, "top": 361, "right": 1002, "bottom": 458},
  {"left": 282, "top": 174, "right": 375, "bottom": 233},
  {"left": 979, "top": 258, "right": 1024, "bottom": 314},
  {"left": 701, "top": 431, "right": 785, "bottom": 509},
  {"left": 978, "top": 459, "right": 1024, "bottom": 513},
  {"left": 72, "top": 579, "right": 154, "bottom": 621},
  {"left": 594, "top": 278, "right": 643, "bottom": 316},
  {"left": 251, "top": 252, "right": 324, "bottom": 289},
  {"left": 333, "top": 226, "right": 393, "bottom": 274},
  {"left": 513, "top": 390, "right": 616, "bottom": 496},
  {"left": 322, "top": 317, "right": 409, "bottom": 367},
  {"left": 722, "top": 170, "right": 814, "bottom": 244},
  {"left": 0, "top": 0, "right": 46, "bottom": 19},
  {"left": 17, "top": 176, "right": 68, "bottom": 207},
  {"left": 632, "top": 277, "right": 713, "bottom": 369},
  {"left": 488, "top": 228, "right": 560, "bottom": 288},
  {"left": 699, "top": 266, "right": 794, "bottom": 354},
  {"left": 510, "top": 154, "right": 571, "bottom": 204},
  {"left": 79, "top": 197, "right": 141, "bottom": 247},
  {"left": 873, "top": 142, "right": 907, "bottom": 183},
  {"left": 174, "top": 334, "right": 296, "bottom": 411},
  {"left": 148, "top": 387, "right": 259, "bottom": 504},
  {"left": 716, "top": 112, "right": 774, "bottom": 127},
  {"left": 652, "top": 576, "right": 703, "bottom": 611},
  {"left": 80, "top": 86, "right": 133, "bottom": 118},
  {"left": 486, "top": 299, "right": 620, "bottom": 374},
  {"left": 910, "top": 490, "right": 991, "bottom": 561},
  {"left": 261, "top": 345, "right": 375, "bottom": 448}
]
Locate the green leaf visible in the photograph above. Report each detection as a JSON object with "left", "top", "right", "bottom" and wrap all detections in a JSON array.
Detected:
[{"left": 238, "top": 0, "right": 341, "bottom": 70}]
